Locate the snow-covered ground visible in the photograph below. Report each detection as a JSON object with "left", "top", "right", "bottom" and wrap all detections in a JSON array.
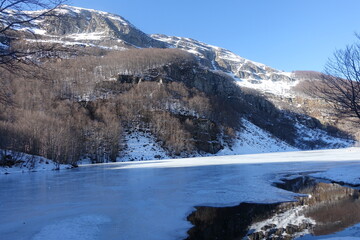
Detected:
[
  {"left": 116, "top": 118, "right": 348, "bottom": 161},
  {"left": 0, "top": 151, "right": 73, "bottom": 175},
  {"left": 116, "top": 121, "right": 297, "bottom": 162},
  {"left": 118, "top": 131, "right": 170, "bottom": 161},
  {"left": 1, "top": 148, "right": 360, "bottom": 240},
  {"left": 294, "top": 121, "right": 353, "bottom": 149},
  {"left": 218, "top": 119, "right": 298, "bottom": 155}
]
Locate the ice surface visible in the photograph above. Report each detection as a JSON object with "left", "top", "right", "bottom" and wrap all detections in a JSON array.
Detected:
[
  {"left": 33, "top": 215, "right": 111, "bottom": 240},
  {"left": 310, "top": 161, "right": 360, "bottom": 185},
  {"left": 1, "top": 148, "right": 360, "bottom": 240}
]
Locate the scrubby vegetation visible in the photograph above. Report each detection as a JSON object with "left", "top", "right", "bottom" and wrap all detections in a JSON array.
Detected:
[
  {"left": 0, "top": 47, "right": 353, "bottom": 167},
  {"left": 0, "top": 48, "right": 244, "bottom": 165}
]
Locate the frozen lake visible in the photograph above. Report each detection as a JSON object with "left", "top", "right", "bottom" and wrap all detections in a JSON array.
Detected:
[{"left": 1, "top": 148, "right": 360, "bottom": 240}]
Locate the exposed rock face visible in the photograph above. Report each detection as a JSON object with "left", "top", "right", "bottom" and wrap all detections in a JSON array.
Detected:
[
  {"left": 6, "top": 5, "right": 167, "bottom": 48},
  {"left": 151, "top": 34, "right": 297, "bottom": 91},
  {"left": 117, "top": 61, "right": 241, "bottom": 98}
]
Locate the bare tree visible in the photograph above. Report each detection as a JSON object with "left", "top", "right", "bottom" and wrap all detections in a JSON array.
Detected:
[
  {"left": 0, "top": 0, "right": 67, "bottom": 66},
  {"left": 314, "top": 35, "right": 360, "bottom": 121},
  {"left": 0, "top": 0, "right": 67, "bottom": 105}
]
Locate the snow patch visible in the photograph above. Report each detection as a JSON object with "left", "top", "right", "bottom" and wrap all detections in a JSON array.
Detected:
[
  {"left": 294, "top": 122, "right": 353, "bottom": 149},
  {"left": 218, "top": 119, "right": 298, "bottom": 155},
  {"left": 234, "top": 74, "right": 298, "bottom": 97},
  {"left": 67, "top": 32, "right": 107, "bottom": 41},
  {"left": 0, "top": 151, "right": 73, "bottom": 175},
  {"left": 24, "top": 38, "right": 125, "bottom": 50},
  {"left": 118, "top": 131, "right": 169, "bottom": 161}
]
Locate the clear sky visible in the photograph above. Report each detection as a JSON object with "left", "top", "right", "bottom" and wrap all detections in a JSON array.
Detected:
[{"left": 69, "top": 0, "right": 360, "bottom": 72}]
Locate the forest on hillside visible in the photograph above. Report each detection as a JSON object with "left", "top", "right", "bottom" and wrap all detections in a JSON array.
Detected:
[
  {"left": 1, "top": 42, "right": 355, "bottom": 167},
  {"left": 0, "top": 48, "right": 247, "bottom": 165}
]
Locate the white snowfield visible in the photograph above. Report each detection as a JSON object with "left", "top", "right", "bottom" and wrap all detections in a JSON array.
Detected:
[{"left": 1, "top": 148, "right": 360, "bottom": 240}]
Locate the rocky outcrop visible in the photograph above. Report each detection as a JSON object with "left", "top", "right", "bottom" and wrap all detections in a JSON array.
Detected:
[
  {"left": 116, "top": 61, "right": 241, "bottom": 98},
  {"left": 11, "top": 5, "right": 167, "bottom": 48},
  {"left": 151, "top": 34, "right": 296, "bottom": 88}
]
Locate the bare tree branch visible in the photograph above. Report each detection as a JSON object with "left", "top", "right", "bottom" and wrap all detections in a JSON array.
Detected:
[
  {"left": 312, "top": 37, "right": 360, "bottom": 121},
  {"left": 0, "top": 0, "right": 67, "bottom": 63},
  {"left": 0, "top": 0, "right": 68, "bottom": 104}
]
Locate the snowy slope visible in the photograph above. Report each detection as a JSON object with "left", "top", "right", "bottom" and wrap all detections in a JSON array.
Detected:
[
  {"left": 0, "top": 151, "right": 73, "bottom": 175},
  {"left": 152, "top": 34, "right": 298, "bottom": 96},
  {"left": 116, "top": 119, "right": 298, "bottom": 161},
  {"left": 218, "top": 119, "right": 298, "bottom": 155},
  {"left": 116, "top": 119, "right": 351, "bottom": 161},
  {"left": 294, "top": 121, "right": 353, "bottom": 149},
  {"left": 118, "top": 131, "right": 170, "bottom": 161}
]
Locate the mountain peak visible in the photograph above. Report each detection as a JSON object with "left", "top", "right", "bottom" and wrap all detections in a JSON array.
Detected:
[
  {"left": 55, "top": 5, "right": 132, "bottom": 26},
  {"left": 16, "top": 5, "right": 167, "bottom": 49},
  {"left": 8, "top": 4, "right": 297, "bottom": 95}
]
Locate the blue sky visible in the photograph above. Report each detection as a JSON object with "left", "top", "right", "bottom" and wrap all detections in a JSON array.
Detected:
[{"left": 70, "top": 0, "right": 360, "bottom": 72}]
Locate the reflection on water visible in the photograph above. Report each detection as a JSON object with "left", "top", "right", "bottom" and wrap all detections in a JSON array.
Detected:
[
  {"left": 279, "top": 176, "right": 360, "bottom": 239},
  {"left": 306, "top": 198, "right": 360, "bottom": 236},
  {"left": 186, "top": 176, "right": 360, "bottom": 240}
]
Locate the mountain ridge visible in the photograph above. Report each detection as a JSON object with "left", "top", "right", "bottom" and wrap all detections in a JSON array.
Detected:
[
  {"left": 0, "top": 4, "right": 357, "bottom": 165},
  {"left": 1, "top": 4, "right": 299, "bottom": 96}
]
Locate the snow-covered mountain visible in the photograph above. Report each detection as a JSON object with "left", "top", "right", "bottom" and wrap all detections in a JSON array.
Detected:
[
  {"left": 1, "top": 5, "right": 167, "bottom": 49},
  {"left": 0, "top": 4, "right": 357, "bottom": 162},
  {"left": 2, "top": 5, "right": 298, "bottom": 96}
]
